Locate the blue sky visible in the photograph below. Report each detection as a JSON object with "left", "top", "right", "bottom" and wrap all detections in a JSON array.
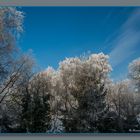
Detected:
[{"left": 19, "top": 7, "right": 140, "bottom": 81}]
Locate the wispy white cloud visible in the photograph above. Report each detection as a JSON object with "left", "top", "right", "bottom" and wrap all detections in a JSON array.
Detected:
[{"left": 108, "top": 8, "right": 140, "bottom": 67}]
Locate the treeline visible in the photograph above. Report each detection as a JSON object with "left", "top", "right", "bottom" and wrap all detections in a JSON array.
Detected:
[{"left": 0, "top": 7, "right": 140, "bottom": 133}]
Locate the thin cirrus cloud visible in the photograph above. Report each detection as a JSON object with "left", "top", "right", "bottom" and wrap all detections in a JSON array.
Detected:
[{"left": 108, "top": 8, "right": 140, "bottom": 68}]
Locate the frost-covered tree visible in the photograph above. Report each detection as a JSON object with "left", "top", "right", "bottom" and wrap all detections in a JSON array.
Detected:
[
  {"left": 0, "top": 7, "right": 26, "bottom": 132},
  {"left": 0, "top": 54, "right": 35, "bottom": 132},
  {"left": 0, "top": 7, "right": 23, "bottom": 82},
  {"left": 48, "top": 115, "right": 64, "bottom": 133},
  {"left": 19, "top": 73, "right": 51, "bottom": 133},
  {"left": 59, "top": 53, "right": 112, "bottom": 132},
  {"left": 108, "top": 80, "right": 140, "bottom": 132},
  {"left": 0, "top": 7, "right": 24, "bottom": 109},
  {"left": 129, "top": 58, "right": 140, "bottom": 93},
  {"left": 41, "top": 67, "right": 65, "bottom": 133}
]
